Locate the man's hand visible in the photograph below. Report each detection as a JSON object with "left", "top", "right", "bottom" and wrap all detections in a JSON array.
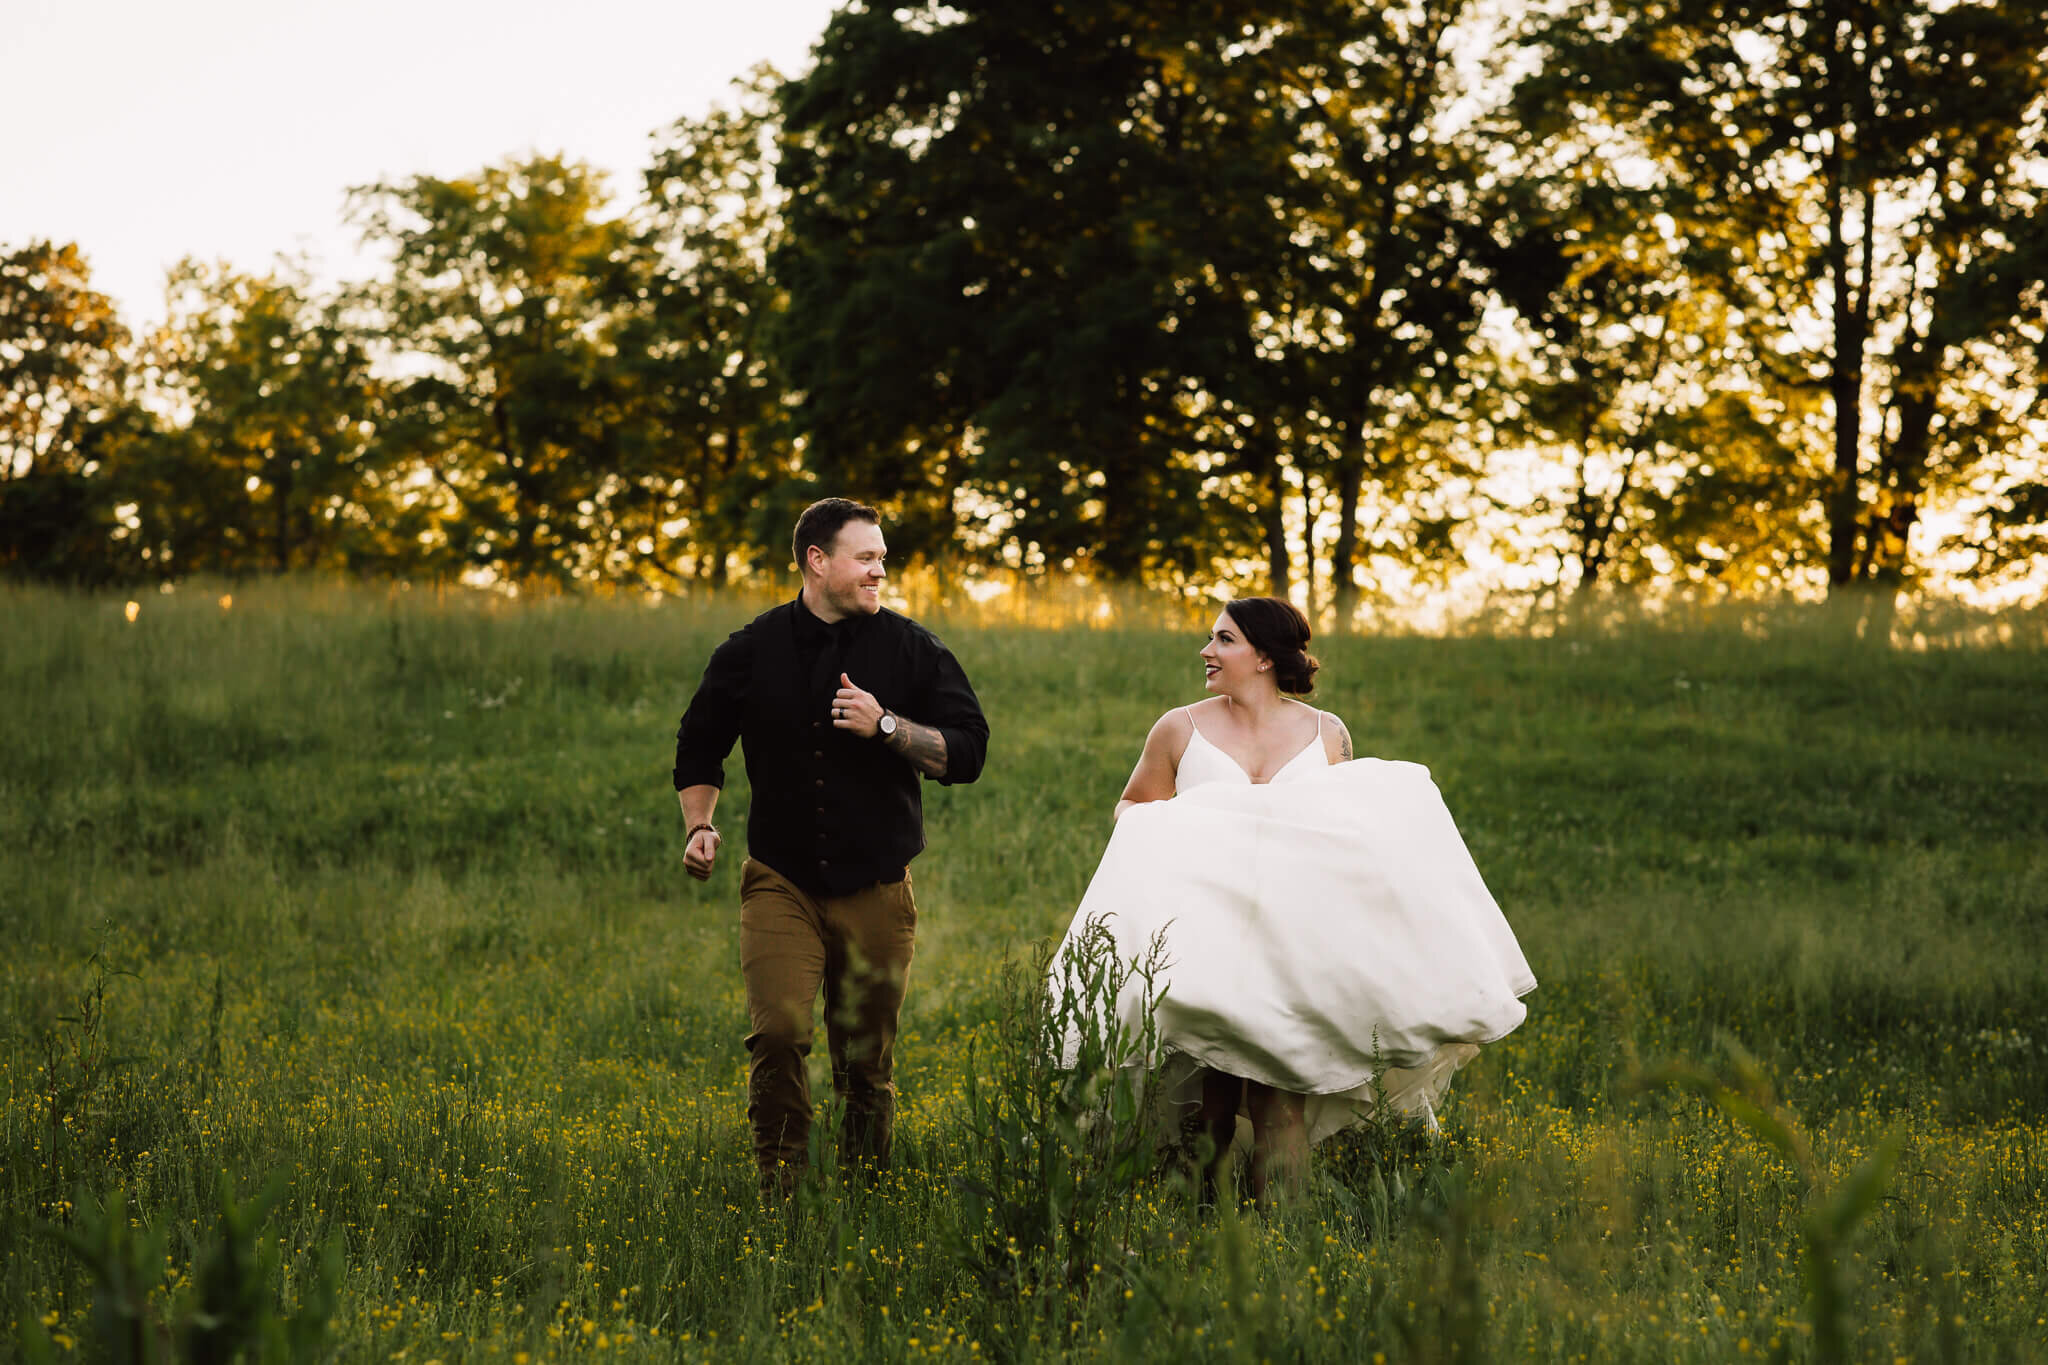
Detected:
[
  {"left": 835, "top": 673, "right": 950, "bottom": 777},
  {"left": 678, "top": 784, "right": 722, "bottom": 883},
  {"left": 832, "top": 673, "right": 885, "bottom": 737},
  {"left": 684, "top": 826, "right": 721, "bottom": 881}
]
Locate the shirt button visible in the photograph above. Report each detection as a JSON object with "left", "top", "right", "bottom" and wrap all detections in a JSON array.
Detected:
[
  {"left": 813, "top": 750, "right": 824, "bottom": 760},
  {"left": 814, "top": 778, "right": 824, "bottom": 789}
]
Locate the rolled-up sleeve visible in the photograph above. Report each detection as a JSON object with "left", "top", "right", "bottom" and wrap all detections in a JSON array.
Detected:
[
  {"left": 672, "top": 628, "right": 752, "bottom": 790},
  {"left": 916, "top": 634, "right": 989, "bottom": 786}
]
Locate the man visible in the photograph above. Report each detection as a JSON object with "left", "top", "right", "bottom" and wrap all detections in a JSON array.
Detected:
[{"left": 673, "top": 497, "right": 989, "bottom": 1195}]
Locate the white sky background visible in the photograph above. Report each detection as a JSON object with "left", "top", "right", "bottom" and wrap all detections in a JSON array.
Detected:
[{"left": 2, "top": 0, "right": 845, "bottom": 329}]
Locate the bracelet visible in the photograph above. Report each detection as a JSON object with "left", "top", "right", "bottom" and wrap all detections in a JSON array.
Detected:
[{"left": 687, "top": 823, "right": 719, "bottom": 841}]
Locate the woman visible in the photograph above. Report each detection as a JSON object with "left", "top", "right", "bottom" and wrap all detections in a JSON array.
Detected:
[{"left": 1055, "top": 597, "right": 1535, "bottom": 1203}]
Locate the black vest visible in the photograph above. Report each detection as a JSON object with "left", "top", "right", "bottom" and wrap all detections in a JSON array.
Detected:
[{"left": 742, "top": 604, "right": 926, "bottom": 895}]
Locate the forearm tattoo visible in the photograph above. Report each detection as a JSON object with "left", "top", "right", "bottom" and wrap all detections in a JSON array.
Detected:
[{"left": 885, "top": 717, "right": 950, "bottom": 778}]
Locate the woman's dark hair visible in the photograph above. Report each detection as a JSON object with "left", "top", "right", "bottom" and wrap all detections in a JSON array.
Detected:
[
  {"left": 1223, "top": 596, "right": 1320, "bottom": 695},
  {"left": 793, "top": 497, "right": 881, "bottom": 572}
]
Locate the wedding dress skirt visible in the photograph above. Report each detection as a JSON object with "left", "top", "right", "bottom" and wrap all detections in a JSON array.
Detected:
[{"left": 1054, "top": 731, "right": 1535, "bottom": 1144}]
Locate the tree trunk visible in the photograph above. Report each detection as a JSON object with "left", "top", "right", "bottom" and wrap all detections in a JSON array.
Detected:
[
  {"left": 1822, "top": 201, "right": 1861, "bottom": 586},
  {"left": 1262, "top": 435, "right": 1291, "bottom": 600},
  {"left": 1302, "top": 478, "right": 1323, "bottom": 622},
  {"left": 491, "top": 390, "right": 534, "bottom": 579},
  {"left": 1328, "top": 426, "right": 1366, "bottom": 629},
  {"left": 272, "top": 451, "right": 295, "bottom": 574},
  {"left": 1563, "top": 403, "right": 1607, "bottom": 596},
  {"left": 712, "top": 420, "right": 740, "bottom": 588},
  {"left": 1095, "top": 377, "right": 1150, "bottom": 580},
  {"left": 1823, "top": 37, "right": 1876, "bottom": 593},
  {"left": 1864, "top": 315, "right": 1939, "bottom": 647}
]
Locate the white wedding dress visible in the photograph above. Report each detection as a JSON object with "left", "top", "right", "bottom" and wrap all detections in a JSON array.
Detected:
[{"left": 1053, "top": 706, "right": 1536, "bottom": 1143}]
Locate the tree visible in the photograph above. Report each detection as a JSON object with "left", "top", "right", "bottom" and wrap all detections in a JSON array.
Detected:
[
  {"left": 1275, "top": 0, "right": 1496, "bottom": 622},
  {"left": 0, "top": 241, "right": 129, "bottom": 483},
  {"left": 618, "top": 67, "right": 793, "bottom": 586},
  {"left": 776, "top": 1, "right": 1325, "bottom": 580},
  {"left": 1518, "top": 0, "right": 2048, "bottom": 614},
  {"left": 152, "top": 262, "right": 387, "bottom": 574},
  {"left": 774, "top": 1, "right": 1507, "bottom": 600},
  {"left": 350, "top": 156, "right": 636, "bottom": 585},
  {"left": 0, "top": 241, "right": 138, "bottom": 582},
  {"left": 1483, "top": 128, "right": 1814, "bottom": 597}
]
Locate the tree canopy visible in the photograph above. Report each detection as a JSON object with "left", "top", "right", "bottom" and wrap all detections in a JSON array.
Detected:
[{"left": 4, "top": 0, "right": 2043, "bottom": 617}]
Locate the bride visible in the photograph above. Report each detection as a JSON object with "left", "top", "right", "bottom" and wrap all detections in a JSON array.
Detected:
[{"left": 1054, "top": 596, "right": 1535, "bottom": 1202}]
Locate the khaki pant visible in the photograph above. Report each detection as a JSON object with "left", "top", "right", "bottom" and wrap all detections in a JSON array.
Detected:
[{"left": 739, "top": 858, "right": 917, "bottom": 1192}]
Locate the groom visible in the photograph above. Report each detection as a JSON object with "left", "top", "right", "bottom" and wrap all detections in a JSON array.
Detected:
[{"left": 672, "top": 498, "right": 989, "bottom": 1195}]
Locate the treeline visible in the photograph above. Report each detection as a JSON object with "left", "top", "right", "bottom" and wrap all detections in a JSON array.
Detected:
[{"left": 4, "top": 0, "right": 2046, "bottom": 616}]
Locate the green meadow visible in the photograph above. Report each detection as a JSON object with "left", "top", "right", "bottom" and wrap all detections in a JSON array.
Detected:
[{"left": 3, "top": 579, "right": 2045, "bottom": 1362}]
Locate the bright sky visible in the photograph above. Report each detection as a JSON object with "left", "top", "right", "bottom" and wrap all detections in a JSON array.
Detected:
[{"left": 2, "top": 0, "right": 843, "bottom": 329}]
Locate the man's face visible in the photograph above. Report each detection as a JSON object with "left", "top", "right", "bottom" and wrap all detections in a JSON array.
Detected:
[{"left": 808, "top": 519, "right": 887, "bottom": 619}]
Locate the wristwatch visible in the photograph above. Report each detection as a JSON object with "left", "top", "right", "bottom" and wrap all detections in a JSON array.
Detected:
[{"left": 877, "top": 711, "right": 898, "bottom": 738}]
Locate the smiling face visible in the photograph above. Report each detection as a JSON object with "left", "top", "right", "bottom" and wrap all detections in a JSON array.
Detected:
[
  {"left": 1200, "top": 608, "right": 1268, "bottom": 694},
  {"left": 805, "top": 518, "right": 888, "bottom": 620}
]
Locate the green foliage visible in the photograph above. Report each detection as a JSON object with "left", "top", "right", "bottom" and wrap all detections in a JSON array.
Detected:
[
  {"left": 6, "top": 2, "right": 2046, "bottom": 604},
  {"left": 949, "top": 918, "right": 1167, "bottom": 1294},
  {"left": 19, "top": 1178, "right": 341, "bottom": 1365},
  {"left": 2, "top": 580, "right": 2045, "bottom": 1359},
  {"left": 776, "top": 1, "right": 1234, "bottom": 573},
  {"left": 1515, "top": 0, "right": 2048, "bottom": 595},
  {"left": 0, "top": 241, "right": 137, "bottom": 585},
  {"left": 774, "top": 0, "right": 1499, "bottom": 596},
  {"left": 1639, "top": 1041, "right": 1908, "bottom": 1365},
  {"left": 18, "top": 1185, "right": 168, "bottom": 1365},
  {"left": 1318, "top": 1094, "right": 1465, "bottom": 1247},
  {"left": 0, "top": 241, "right": 128, "bottom": 483},
  {"left": 14, "top": 940, "right": 142, "bottom": 1207},
  {"left": 0, "top": 469, "right": 136, "bottom": 586},
  {"left": 143, "top": 263, "right": 389, "bottom": 577},
  {"left": 1478, "top": 131, "right": 1810, "bottom": 595},
  {"left": 346, "top": 156, "right": 639, "bottom": 584},
  {"left": 624, "top": 67, "right": 793, "bottom": 585}
]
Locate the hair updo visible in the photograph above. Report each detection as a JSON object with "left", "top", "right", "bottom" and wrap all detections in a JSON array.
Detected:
[{"left": 1223, "top": 596, "right": 1320, "bottom": 695}]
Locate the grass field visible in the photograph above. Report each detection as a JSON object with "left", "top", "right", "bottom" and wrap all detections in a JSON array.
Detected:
[{"left": 3, "top": 578, "right": 2045, "bottom": 1363}]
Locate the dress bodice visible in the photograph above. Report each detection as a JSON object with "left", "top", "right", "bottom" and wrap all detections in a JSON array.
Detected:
[{"left": 1174, "top": 706, "right": 1329, "bottom": 793}]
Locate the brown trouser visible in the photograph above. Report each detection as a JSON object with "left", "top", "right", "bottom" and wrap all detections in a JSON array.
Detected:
[{"left": 739, "top": 858, "right": 917, "bottom": 1192}]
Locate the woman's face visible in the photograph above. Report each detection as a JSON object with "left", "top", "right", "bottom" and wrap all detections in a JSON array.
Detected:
[{"left": 1200, "top": 610, "right": 1265, "bottom": 692}]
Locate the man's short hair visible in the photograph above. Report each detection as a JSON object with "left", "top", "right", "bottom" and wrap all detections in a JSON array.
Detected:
[{"left": 793, "top": 498, "right": 881, "bottom": 573}]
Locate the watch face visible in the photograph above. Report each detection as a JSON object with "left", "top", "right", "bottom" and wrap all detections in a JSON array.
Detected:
[{"left": 880, "top": 714, "right": 896, "bottom": 735}]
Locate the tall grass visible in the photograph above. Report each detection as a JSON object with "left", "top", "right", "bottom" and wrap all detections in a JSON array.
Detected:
[{"left": 3, "top": 577, "right": 2044, "bottom": 1361}]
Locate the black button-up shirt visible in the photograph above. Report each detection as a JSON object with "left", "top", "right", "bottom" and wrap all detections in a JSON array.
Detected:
[{"left": 673, "top": 597, "right": 989, "bottom": 896}]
